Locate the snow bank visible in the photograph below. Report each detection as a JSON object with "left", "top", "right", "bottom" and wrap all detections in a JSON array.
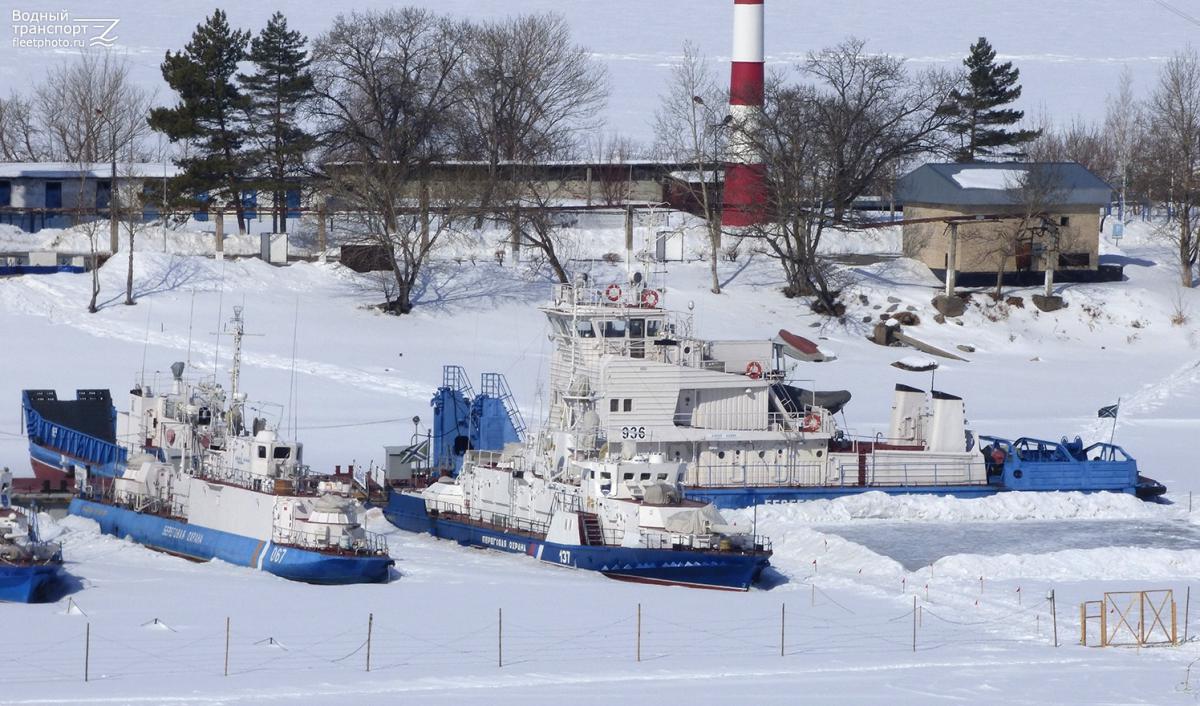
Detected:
[
  {"left": 730, "top": 491, "right": 1169, "bottom": 525},
  {"left": 933, "top": 546, "right": 1200, "bottom": 582}
]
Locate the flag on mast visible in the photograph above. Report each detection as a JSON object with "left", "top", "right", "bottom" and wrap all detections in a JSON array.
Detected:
[{"left": 1098, "top": 404, "right": 1120, "bottom": 419}]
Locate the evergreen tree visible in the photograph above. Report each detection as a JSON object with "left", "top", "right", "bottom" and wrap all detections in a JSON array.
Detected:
[
  {"left": 149, "top": 10, "right": 252, "bottom": 232},
  {"left": 239, "top": 12, "right": 316, "bottom": 233},
  {"left": 941, "top": 37, "right": 1040, "bottom": 162}
]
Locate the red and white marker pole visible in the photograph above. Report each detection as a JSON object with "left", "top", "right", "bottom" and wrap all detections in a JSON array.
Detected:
[{"left": 722, "top": 0, "right": 766, "bottom": 227}]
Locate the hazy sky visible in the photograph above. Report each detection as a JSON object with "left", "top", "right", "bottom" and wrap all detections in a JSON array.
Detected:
[{"left": 2, "top": 1, "right": 1191, "bottom": 145}]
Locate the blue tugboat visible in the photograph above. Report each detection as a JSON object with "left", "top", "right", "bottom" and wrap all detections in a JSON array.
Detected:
[
  {"left": 384, "top": 367, "right": 772, "bottom": 591},
  {"left": 0, "top": 469, "right": 64, "bottom": 602}
]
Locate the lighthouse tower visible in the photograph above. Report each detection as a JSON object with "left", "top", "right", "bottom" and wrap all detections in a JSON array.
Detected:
[{"left": 721, "top": 0, "right": 766, "bottom": 227}]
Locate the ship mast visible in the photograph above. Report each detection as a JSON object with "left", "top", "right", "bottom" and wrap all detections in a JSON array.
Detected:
[{"left": 228, "top": 306, "right": 245, "bottom": 434}]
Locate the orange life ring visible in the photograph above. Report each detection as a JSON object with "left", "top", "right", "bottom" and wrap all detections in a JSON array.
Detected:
[
  {"left": 605, "top": 283, "right": 622, "bottom": 302},
  {"left": 745, "top": 361, "right": 763, "bottom": 379},
  {"left": 802, "top": 413, "right": 822, "bottom": 432},
  {"left": 640, "top": 288, "right": 660, "bottom": 308}
]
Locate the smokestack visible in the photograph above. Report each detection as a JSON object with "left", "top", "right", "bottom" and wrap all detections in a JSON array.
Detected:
[
  {"left": 888, "top": 384, "right": 926, "bottom": 444},
  {"left": 722, "top": 0, "right": 766, "bottom": 227},
  {"left": 927, "top": 390, "right": 966, "bottom": 453}
]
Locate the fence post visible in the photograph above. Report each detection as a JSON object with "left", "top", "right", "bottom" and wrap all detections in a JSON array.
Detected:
[
  {"left": 1139, "top": 591, "right": 1146, "bottom": 647},
  {"left": 1080, "top": 602, "right": 1086, "bottom": 646},
  {"left": 1173, "top": 596, "right": 1179, "bottom": 646},
  {"left": 912, "top": 596, "right": 917, "bottom": 652},
  {"left": 1185, "top": 586, "right": 1192, "bottom": 644},
  {"left": 1050, "top": 590, "right": 1058, "bottom": 647},
  {"left": 498, "top": 608, "right": 503, "bottom": 668},
  {"left": 637, "top": 603, "right": 641, "bottom": 663},
  {"left": 84, "top": 622, "right": 90, "bottom": 683},
  {"left": 780, "top": 603, "right": 785, "bottom": 657},
  {"left": 366, "top": 613, "right": 373, "bottom": 672},
  {"left": 224, "top": 617, "right": 230, "bottom": 676},
  {"left": 1100, "top": 595, "right": 1108, "bottom": 647}
]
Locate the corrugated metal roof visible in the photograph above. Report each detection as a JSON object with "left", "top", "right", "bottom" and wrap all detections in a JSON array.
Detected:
[
  {"left": 0, "top": 162, "right": 181, "bottom": 179},
  {"left": 896, "top": 162, "right": 1113, "bottom": 207}
]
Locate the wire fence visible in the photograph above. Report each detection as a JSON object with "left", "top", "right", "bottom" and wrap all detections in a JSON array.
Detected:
[{"left": 8, "top": 579, "right": 1195, "bottom": 689}]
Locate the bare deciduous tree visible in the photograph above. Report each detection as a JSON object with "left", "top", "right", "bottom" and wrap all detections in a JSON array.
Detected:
[
  {"left": 966, "top": 165, "right": 1068, "bottom": 300},
  {"left": 654, "top": 42, "right": 727, "bottom": 294},
  {"left": 589, "top": 132, "right": 641, "bottom": 206},
  {"left": 0, "top": 93, "right": 43, "bottom": 161},
  {"left": 311, "top": 8, "right": 472, "bottom": 314},
  {"left": 457, "top": 13, "right": 607, "bottom": 226},
  {"left": 1141, "top": 48, "right": 1200, "bottom": 288},
  {"left": 743, "top": 39, "right": 956, "bottom": 312},
  {"left": 37, "top": 53, "right": 152, "bottom": 164},
  {"left": 1104, "top": 67, "right": 1139, "bottom": 218}
]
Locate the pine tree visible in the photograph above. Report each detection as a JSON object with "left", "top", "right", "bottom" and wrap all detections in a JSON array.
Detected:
[
  {"left": 239, "top": 12, "right": 315, "bottom": 233},
  {"left": 941, "top": 37, "right": 1041, "bottom": 162},
  {"left": 149, "top": 10, "right": 252, "bottom": 232}
]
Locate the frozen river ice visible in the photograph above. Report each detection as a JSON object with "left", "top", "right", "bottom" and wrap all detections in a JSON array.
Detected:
[{"left": 813, "top": 520, "right": 1200, "bottom": 570}]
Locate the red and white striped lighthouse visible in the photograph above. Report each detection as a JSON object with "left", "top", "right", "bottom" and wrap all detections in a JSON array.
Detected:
[{"left": 722, "top": 0, "right": 766, "bottom": 227}]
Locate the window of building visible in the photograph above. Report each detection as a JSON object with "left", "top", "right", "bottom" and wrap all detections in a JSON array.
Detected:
[
  {"left": 44, "top": 182, "right": 62, "bottom": 209},
  {"left": 95, "top": 180, "right": 111, "bottom": 210},
  {"left": 0, "top": 180, "right": 10, "bottom": 207},
  {"left": 285, "top": 189, "right": 301, "bottom": 219},
  {"left": 1059, "top": 216, "right": 1070, "bottom": 227},
  {"left": 622, "top": 399, "right": 632, "bottom": 412},
  {"left": 1058, "top": 252, "right": 1090, "bottom": 268},
  {"left": 603, "top": 319, "right": 627, "bottom": 338},
  {"left": 610, "top": 399, "right": 619, "bottom": 412}
]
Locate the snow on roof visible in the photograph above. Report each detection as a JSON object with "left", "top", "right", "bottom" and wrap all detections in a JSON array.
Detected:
[
  {"left": 950, "top": 167, "right": 1027, "bottom": 190},
  {"left": 0, "top": 162, "right": 181, "bottom": 179},
  {"left": 896, "top": 162, "right": 1113, "bottom": 207}
]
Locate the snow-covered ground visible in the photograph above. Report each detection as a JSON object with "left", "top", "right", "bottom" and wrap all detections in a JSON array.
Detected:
[{"left": 2, "top": 216, "right": 1200, "bottom": 703}]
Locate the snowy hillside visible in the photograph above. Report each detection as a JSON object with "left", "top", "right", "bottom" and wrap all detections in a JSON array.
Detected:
[
  {"left": 1, "top": 215, "right": 1199, "bottom": 703},
  {"left": 0, "top": 0, "right": 1189, "bottom": 142}
]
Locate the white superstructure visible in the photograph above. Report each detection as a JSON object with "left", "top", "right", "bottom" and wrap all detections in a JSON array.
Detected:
[
  {"left": 80, "top": 308, "right": 385, "bottom": 557},
  {"left": 539, "top": 276, "right": 984, "bottom": 491}
]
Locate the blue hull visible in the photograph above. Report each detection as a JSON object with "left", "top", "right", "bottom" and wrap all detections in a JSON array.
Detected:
[
  {"left": 0, "top": 562, "right": 63, "bottom": 603},
  {"left": 687, "top": 484, "right": 1008, "bottom": 509},
  {"left": 70, "top": 499, "right": 393, "bottom": 585},
  {"left": 384, "top": 493, "right": 768, "bottom": 591}
]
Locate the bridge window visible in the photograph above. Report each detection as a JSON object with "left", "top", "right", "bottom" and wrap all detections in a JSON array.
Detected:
[
  {"left": 647, "top": 319, "right": 661, "bottom": 337},
  {"left": 575, "top": 320, "right": 595, "bottom": 338},
  {"left": 257, "top": 445, "right": 267, "bottom": 459},
  {"left": 273, "top": 446, "right": 291, "bottom": 459},
  {"left": 603, "top": 319, "right": 627, "bottom": 338},
  {"left": 629, "top": 318, "right": 645, "bottom": 338}
]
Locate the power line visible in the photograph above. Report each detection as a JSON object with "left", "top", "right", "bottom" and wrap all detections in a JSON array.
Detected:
[{"left": 1153, "top": 0, "right": 1200, "bottom": 29}]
